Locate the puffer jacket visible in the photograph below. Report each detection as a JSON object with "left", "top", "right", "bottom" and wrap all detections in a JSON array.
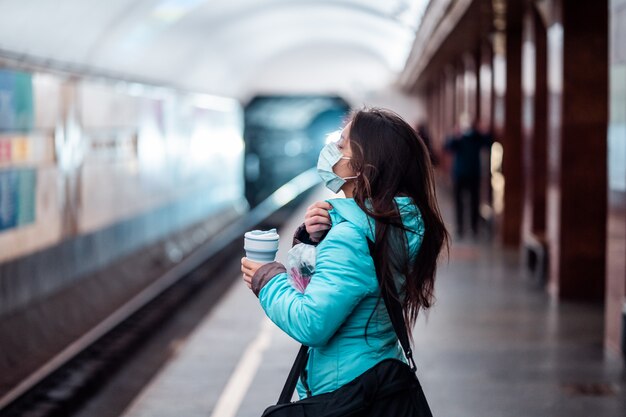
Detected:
[{"left": 251, "top": 196, "right": 425, "bottom": 399}]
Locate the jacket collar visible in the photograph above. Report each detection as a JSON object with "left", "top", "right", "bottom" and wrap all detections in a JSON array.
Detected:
[{"left": 325, "top": 197, "right": 422, "bottom": 242}]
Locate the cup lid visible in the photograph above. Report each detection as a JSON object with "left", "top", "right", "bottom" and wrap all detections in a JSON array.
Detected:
[{"left": 244, "top": 228, "right": 279, "bottom": 240}]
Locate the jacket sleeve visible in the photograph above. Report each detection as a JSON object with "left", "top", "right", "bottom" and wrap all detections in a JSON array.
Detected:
[
  {"left": 292, "top": 222, "right": 329, "bottom": 247},
  {"left": 258, "top": 222, "right": 376, "bottom": 347}
]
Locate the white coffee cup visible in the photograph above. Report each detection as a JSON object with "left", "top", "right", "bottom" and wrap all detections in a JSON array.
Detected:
[{"left": 244, "top": 228, "right": 280, "bottom": 263}]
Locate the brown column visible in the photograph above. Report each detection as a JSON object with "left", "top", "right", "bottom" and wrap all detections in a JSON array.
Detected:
[
  {"left": 438, "top": 75, "right": 446, "bottom": 150},
  {"left": 427, "top": 84, "right": 436, "bottom": 152},
  {"left": 606, "top": 192, "right": 626, "bottom": 355},
  {"left": 440, "top": 68, "right": 457, "bottom": 174},
  {"left": 455, "top": 60, "right": 465, "bottom": 122},
  {"left": 479, "top": 41, "right": 494, "bottom": 129},
  {"left": 501, "top": 0, "right": 524, "bottom": 246},
  {"left": 546, "top": 0, "right": 608, "bottom": 301},
  {"left": 463, "top": 53, "right": 478, "bottom": 122},
  {"left": 479, "top": 40, "right": 495, "bottom": 219},
  {"left": 446, "top": 65, "right": 457, "bottom": 133},
  {"left": 604, "top": 0, "right": 626, "bottom": 357},
  {"left": 431, "top": 80, "right": 438, "bottom": 152},
  {"left": 521, "top": 3, "right": 548, "bottom": 241},
  {"left": 475, "top": 46, "right": 482, "bottom": 124},
  {"left": 440, "top": 74, "right": 450, "bottom": 163}
]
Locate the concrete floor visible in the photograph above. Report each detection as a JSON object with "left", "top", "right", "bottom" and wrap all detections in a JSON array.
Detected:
[{"left": 120, "top": 187, "right": 626, "bottom": 417}]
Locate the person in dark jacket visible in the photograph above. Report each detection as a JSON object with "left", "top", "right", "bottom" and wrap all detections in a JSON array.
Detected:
[{"left": 444, "top": 116, "right": 493, "bottom": 239}]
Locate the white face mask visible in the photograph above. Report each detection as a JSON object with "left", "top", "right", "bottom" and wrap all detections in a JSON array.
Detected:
[{"left": 316, "top": 142, "right": 358, "bottom": 193}]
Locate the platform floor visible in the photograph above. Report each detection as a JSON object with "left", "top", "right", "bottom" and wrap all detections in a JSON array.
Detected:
[{"left": 120, "top": 187, "right": 626, "bottom": 417}]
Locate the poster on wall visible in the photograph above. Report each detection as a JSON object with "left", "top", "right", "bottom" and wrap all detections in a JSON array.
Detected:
[
  {"left": 0, "top": 169, "right": 36, "bottom": 232},
  {"left": 0, "top": 69, "right": 34, "bottom": 132}
]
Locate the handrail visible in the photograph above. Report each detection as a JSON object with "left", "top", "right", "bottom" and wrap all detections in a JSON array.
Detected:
[{"left": 0, "top": 168, "right": 320, "bottom": 410}]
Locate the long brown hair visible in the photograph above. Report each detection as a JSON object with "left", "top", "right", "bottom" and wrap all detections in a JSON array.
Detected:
[{"left": 346, "top": 107, "right": 449, "bottom": 338}]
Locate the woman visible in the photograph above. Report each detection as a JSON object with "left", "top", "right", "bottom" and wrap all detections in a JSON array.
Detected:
[{"left": 241, "top": 107, "right": 448, "bottom": 401}]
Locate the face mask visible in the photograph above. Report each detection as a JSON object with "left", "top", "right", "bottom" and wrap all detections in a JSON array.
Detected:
[{"left": 317, "top": 142, "right": 358, "bottom": 193}]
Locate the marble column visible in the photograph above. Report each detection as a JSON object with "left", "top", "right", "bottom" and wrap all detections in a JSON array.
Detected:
[
  {"left": 546, "top": 0, "right": 608, "bottom": 302},
  {"left": 501, "top": 0, "right": 525, "bottom": 246},
  {"left": 605, "top": 0, "right": 626, "bottom": 357},
  {"left": 521, "top": 2, "right": 548, "bottom": 241}
]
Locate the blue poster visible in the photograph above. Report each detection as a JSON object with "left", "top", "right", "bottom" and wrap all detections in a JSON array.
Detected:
[
  {"left": 0, "top": 69, "right": 34, "bottom": 132},
  {"left": 0, "top": 170, "right": 17, "bottom": 230},
  {"left": 0, "top": 168, "right": 36, "bottom": 231}
]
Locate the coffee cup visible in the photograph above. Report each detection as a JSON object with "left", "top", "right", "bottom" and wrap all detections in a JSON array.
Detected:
[{"left": 244, "top": 228, "right": 280, "bottom": 263}]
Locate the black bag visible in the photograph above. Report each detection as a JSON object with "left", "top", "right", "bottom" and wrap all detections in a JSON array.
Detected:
[{"left": 261, "top": 239, "right": 434, "bottom": 417}]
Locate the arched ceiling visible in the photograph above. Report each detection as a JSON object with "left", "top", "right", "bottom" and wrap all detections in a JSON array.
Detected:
[{"left": 0, "top": 0, "right": 429, "bottom": 100}]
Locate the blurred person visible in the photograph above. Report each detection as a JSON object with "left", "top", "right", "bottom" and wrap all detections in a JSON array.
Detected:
[
  {"left": 241, "top": 108, "right": 448, "bottom": 410},
  {"left": 444, "top": 114, "right": 493, "bottom": 239}
]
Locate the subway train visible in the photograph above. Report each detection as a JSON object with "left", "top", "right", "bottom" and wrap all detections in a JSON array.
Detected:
[{"left": 0, "top": 64, "right": 349, "bottom": 397}]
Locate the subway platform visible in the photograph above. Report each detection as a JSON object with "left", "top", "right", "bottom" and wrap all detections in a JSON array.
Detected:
[{"left": 117, "top": 188, "right": 625, "bottom": 417}]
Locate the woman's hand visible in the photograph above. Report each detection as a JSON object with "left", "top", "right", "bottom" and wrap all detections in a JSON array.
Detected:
[
  {"left": 241, "top": 257, "right": 264, "bottom": 289},
  {"left": 305, "top": 201, "right": 333, "bottom": 242}
]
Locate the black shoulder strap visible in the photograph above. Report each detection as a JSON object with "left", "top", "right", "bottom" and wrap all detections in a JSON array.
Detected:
[
  {"left": 276, "top": 237, "right": 416, "bottom": 404},
  {"left": 366, "top": 238, "right": 417, "bottom": 372},
  {"left": 277, "top": 344, "right": 309, "bottom": 404}
]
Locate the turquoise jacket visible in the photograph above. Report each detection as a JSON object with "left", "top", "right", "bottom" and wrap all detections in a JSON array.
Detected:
[{"left": 258, "top": 196, "right": 425, "bottom": 399}]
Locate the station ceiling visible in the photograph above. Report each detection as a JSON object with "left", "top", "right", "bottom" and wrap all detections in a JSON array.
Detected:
[{"left": 0, "top": 0, "right": 428, "bottom": 100}]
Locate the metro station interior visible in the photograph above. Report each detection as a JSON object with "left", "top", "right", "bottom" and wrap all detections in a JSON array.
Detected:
[{"left": 0, "top": 1, "right": 625, "bottom": 416}]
